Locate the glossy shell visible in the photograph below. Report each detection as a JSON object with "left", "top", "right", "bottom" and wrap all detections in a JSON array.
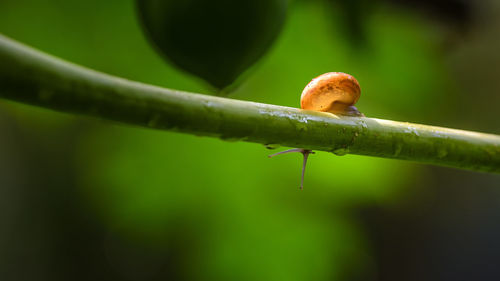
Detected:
[{"left": 300, "top": 72, "right": 361, "bottom": 115}]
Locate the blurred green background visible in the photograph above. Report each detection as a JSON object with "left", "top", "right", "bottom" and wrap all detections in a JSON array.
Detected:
[{"left": 1, "top": 0, "right": 500, "bottom": 280}]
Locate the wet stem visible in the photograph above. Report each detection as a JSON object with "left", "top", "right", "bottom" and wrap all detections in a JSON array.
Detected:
[{"left": 1, "top": 34, "right": 500, "bottom": 174}]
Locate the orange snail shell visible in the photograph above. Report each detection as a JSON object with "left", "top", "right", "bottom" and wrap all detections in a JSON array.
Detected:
[{"left": 300, "top": 72, "right": 362, "bottom": 116}]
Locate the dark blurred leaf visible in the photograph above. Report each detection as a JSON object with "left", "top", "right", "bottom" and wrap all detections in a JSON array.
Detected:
[
  {"left": 387, "top": 0, "right": 472, "bottom": 30},
  {"left": 136, "top": 0, "right": 288, "bottom": 91},
  {"left": 323, "top": 0, "right": 472, "bottom": 49},
  {"left": 328, "top": 0, "right": 375, "bottom": 48}
]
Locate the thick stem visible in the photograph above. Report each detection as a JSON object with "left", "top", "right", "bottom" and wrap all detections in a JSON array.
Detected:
[{"left": 1, "top": 34, "right": 499, "bottom": 173}]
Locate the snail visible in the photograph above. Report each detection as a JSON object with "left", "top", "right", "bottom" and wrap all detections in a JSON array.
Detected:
[
  {"left": 300, "top": 72, "right": 363, "bottom": 117},
  {"left": 269, "top": 72, "right": 363, "bottom": 189}
]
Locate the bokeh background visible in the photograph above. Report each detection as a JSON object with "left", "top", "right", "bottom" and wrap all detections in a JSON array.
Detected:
[{"left": 1, "top": 0, "right": 500, "bottom": 280}]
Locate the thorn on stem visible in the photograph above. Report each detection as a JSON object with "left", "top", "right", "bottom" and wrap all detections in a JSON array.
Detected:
[
  {"left": 268, "top": 148, "right": 314, "bottom": 190},
  {"left": 268, "top": 148, "right": 304, "bottom": 158}
]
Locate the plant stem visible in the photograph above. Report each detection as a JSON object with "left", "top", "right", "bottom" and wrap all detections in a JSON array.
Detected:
[{"left": 0, "top": 34, "right": 499, "bottom": 173}]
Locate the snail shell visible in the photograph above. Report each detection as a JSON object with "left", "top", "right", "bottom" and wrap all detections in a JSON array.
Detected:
[{"left": 300, "top": 72, "right": 362, "bottom": 116}]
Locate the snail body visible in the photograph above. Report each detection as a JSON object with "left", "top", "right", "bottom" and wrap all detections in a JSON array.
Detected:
[{"left": 269, "top": 72, "right": 363, "bottom": 189}]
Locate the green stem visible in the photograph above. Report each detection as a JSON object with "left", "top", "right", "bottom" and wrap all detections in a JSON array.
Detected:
[{"left": 0, "top": 34, "right": 499, "bottom": 173}]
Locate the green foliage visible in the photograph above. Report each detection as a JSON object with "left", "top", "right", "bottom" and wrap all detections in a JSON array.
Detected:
[{"left": 136, "top": 0, "right": 288, "bottom": 91}]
